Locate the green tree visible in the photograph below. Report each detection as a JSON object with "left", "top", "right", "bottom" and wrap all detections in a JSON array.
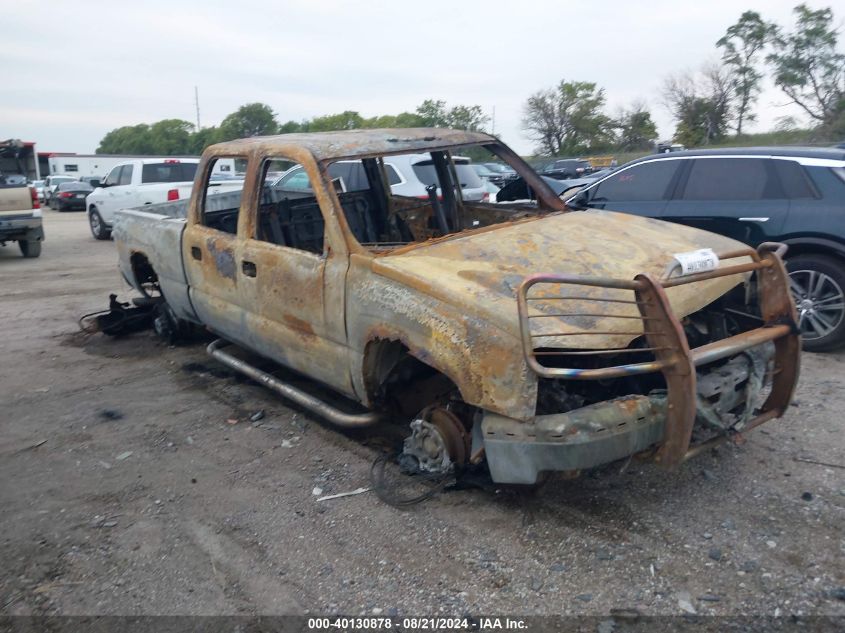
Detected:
[
  {"left": 415, "top": 99, "right": 450, "bottom": 127},
  {"left": 717, "top": 11, "right": 775, "bottom": 135},
  {"left": 614, "top": 103, "right": 658, "bottom": 151},
  {"left": 412, "top": 100, "right": 487, "bottom": 130},
  {"left": 663, "top": 65, "right": 733, "bottom": 146},
  {"left": 391, "top": 111, "right": 426, "bottom": 128},
  {"left": 307, "top": 111, "right": 366, "bottom": 131},
  {"left": 767, "top": 4, "right": 845, "bottom": 128},
  {"left": 522, "top": 80, "right": 613, "bottom": 155},
  {"left": 445, "top": 104, "right": 488, "bottom": 131},
  {"left": 218, "top": 103, "right": 278, "bottom": 141},
  {"left": 190, "top": 126, "right": 222, "bottom": 153},
  {"left": 278, "top": 120, "right": 306, "bottom": 133},
  {"left": 147, "top": 119, "right": 194, "bottom": 155},
  {"left": 97, "top": 124, "right": 154, "bottom": 154}
]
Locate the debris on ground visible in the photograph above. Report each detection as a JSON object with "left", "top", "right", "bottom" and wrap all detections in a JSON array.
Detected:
[
  {"left": 316, "top": 487, "right": 370, "bottom": 502},
  {"left": 677, "top": 591, "right": 697, "bottom": 614},
  {"left": 115, "top": 451, "right": 133, "bottom": 461},
  {"left": 20, "top": 439, "right": 47, "bottom": 452}
]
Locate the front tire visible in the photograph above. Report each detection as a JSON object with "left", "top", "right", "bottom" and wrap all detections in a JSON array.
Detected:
[
  {"left": 88, "top": 207, "right": 111, "bottom": 240},
  {"left": 19, "top": 239, "right": 42, "bottom": 258},
  {"left": 787, "top": 254, "right": 845, "bottom": 352}
]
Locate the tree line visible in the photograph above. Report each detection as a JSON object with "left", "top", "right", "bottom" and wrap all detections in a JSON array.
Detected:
[
  {"left": 96, "top": 100, "right": 488, "bottom": 155},
  {"left": 98, "top": 3, "right": 843, "bottom": 158},
  {"left": 522, "top": 3, "right": 844, "bottom": 154},
  {"left": 660, "top": 3, "right": 844, "bottom": 147}
]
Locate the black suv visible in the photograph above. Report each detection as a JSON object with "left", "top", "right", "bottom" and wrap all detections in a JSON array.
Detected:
[
  {"left": 537, "top": 159, "right": 593, "bottom": 180},
  {"left": 567, "top": 147, "right": 845, "bottom": 351}
]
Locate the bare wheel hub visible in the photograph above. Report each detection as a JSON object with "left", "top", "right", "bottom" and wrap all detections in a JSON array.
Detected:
[{"left": 400, "top": 407, "right": 470, "bottom": 475}]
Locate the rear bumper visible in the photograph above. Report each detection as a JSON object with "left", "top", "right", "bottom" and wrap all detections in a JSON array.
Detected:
[
  {"left": 0, "top": 214, "right": 43, "bottom": 241},
  {"left": 57, "top": 200, "right": 86, "bottom": 210}
]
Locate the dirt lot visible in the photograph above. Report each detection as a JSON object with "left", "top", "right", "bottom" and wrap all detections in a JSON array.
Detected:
[{"left": 0, "top": 209, "right": 843, "bottom": 617}]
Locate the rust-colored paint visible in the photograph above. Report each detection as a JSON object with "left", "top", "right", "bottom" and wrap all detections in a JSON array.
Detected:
[
  {"left": 282, "top": 314, "right": 316, "bottom": 336},
  {"left": 634, "top": 273, "right": 696, "bottom": 468},
  {"left": 131, "top": 129, "right": 799, "bottom": 464}
]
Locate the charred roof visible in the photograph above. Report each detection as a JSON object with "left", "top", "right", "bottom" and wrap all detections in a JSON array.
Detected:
[{"left": 208, "top": 128, "right": 497, "bottom": 161}]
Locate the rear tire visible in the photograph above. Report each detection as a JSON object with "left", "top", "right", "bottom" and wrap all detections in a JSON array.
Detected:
[
  {"left": 89, "top": 207, "right": 111, "bottom": 240},
  {"left": 19, "top": 239, "right": 42, "bottom": 258},
  {"left": 786, "top": 254, "right": 845, "bottom": 352}
]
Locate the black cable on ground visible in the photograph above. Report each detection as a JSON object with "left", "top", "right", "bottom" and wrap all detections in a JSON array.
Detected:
[
  {"left": 78, "top": 307, "right": 154, "bottom": 336},
  {"left": 78, "top": 308, "right": 117, "bottom": 334},
  {"left": 369, "top": 452, "right": 453, "bottom": 508}
]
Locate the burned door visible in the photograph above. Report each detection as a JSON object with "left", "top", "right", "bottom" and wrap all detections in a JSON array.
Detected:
[
  {"left": 236, "top": 155, "right": 354, "bottom": 397},
  {"left": 183, "top": 155, "right": 249, "bottom": 345}
]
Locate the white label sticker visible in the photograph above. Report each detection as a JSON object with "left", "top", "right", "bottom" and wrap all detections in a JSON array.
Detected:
[{"left": 673, "top": 248, "right": 719, "bottom": 276}]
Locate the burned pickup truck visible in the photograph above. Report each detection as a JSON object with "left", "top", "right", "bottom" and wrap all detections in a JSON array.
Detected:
[{"left": 111, "top": 129, "right": 799, "bottom": 484}]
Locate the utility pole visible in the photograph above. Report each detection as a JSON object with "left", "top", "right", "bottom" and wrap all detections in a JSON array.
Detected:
[
  {"left": 491, "top": 106, "right": 496, "bottom": 136},
  {"left": 194, "top": 86, "right": 201, "bottom": 130}
]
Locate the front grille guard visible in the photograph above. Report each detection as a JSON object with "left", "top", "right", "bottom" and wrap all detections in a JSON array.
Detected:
[{"left": 516, "top": 243, "right": 801, "bottom": 467}]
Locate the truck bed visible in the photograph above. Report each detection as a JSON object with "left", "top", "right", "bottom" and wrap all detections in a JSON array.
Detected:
[
  {"left": 134, "top": 187, "right": 243, "bottom": 219},
  {"left": 112, "top": 207, "right": 195, "bottom": 320},
  {"left": 113, "top": 187, "right": 245, "bottom": 322}
]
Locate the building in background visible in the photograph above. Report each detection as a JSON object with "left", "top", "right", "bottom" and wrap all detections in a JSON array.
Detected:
[{"left": 40, "top": 153, "right": 238, "bottom": 180}]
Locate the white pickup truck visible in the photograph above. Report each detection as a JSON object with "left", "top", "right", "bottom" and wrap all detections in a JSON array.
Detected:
[{"left": 85, "top": 158, "right": 241, "bottom": 240}]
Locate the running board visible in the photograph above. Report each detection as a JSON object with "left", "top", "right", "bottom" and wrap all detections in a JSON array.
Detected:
[{"left": 207, "top": 339, "right": 381, "bottom": 428}]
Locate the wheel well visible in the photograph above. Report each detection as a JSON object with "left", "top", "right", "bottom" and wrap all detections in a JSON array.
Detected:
[
  {"left": 783, "top": 242, "right": 845, "bottom": 265},
  {"left": 129, "top": 252, "right": 159, "bottom": 294},
  {"left": 362, "top": 338, "right": 459, "bottom": 419}
]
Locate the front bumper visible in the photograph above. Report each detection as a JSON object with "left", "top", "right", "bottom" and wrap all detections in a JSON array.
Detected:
[
  {"left": 484, "top": 243, "right": 801, "bottom": 484},
  {"left": 483, "top": 342, "right": 775, "bottom": 484}
]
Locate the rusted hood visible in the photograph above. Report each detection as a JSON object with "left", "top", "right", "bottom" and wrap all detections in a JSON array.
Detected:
[{"left": 371, "top": 210, "right": 749, "bottom": 349}]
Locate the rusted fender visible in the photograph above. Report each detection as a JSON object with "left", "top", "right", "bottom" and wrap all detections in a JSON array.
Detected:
[{"left": 346, "top": 253, "right": 538, "bottom": 421}]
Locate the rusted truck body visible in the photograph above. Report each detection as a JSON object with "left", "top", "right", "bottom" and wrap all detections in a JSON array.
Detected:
[{"left": 112, "top": 129, "right": 800, "bottom": 484}]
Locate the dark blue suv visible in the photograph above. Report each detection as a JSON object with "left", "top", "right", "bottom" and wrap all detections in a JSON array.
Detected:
[{"left": 568, "top": 147, "right": 845, "bottom": 351}]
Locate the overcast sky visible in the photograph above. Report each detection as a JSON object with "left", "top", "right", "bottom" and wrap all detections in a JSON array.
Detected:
[{"left": 1, "top": 0, "right": 829, "bottom": 155}]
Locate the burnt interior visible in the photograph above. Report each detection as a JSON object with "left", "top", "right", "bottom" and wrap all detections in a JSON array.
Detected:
[
  {"left": 535, "top": 283, "right": 764, "bottom": 415},
  {"left": 199, "top": 146, "right": 548, "bottom": 255},
  {"left": 276, "top": 149, "right": 544, "bottom": 254}
]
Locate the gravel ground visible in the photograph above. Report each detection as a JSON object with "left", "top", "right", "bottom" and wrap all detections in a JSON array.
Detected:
[{"left": 0, "top": 209, "right": 843, "bottom": 617}]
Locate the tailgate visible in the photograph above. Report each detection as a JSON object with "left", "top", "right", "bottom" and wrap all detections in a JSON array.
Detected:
[{"left": 0, "top": 187, "right": 32, "bottom": 214}]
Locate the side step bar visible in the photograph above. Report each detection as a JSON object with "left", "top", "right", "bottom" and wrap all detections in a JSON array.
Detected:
[{"left": 207, "top": 339, "right": 381, "bottom": 428}]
